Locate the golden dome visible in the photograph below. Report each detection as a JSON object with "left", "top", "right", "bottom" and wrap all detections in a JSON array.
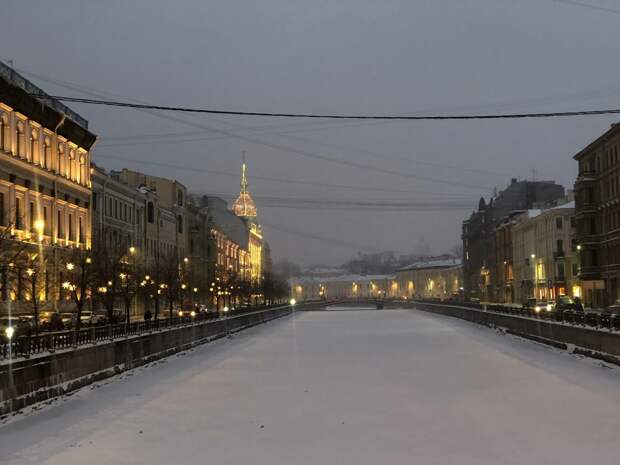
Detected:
[{"left": 233, "top": 160, "right": 257, "bottom": 219}]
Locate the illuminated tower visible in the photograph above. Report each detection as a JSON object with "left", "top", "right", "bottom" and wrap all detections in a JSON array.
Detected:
[
  {"left": 232, "top": 152, "right": 262, "bottom": 283},
  {"left": 232, "top": 151, "right": 258, "bottom": 220}
]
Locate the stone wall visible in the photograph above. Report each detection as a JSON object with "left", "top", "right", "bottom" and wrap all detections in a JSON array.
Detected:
[
  {"left": 413, "top": 302, "right": 620, "bottom": 358},
  {"left": 0, "top": 307, "right": 292, "bottom": 416}
]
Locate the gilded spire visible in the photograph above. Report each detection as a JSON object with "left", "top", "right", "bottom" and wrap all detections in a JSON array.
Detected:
[
  {"left": 233, "top": 150, "right": 258, "bottom": 219},
  {"left": 240, "top": 150, "right": 249, "bottom": 194}
]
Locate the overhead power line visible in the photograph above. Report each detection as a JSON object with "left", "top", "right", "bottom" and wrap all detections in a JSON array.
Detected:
[
  {"left": 32, "top": 93, "right": 620, "bottom": 120},
  {"left": 553, "top": 0, "right": 620, "bottom": 15},
  {"left": 16, "top": 69, "right": 492, "bottom": 190},
  {"left": 95, "top": 152, "right": 470, "bottom": 197}
]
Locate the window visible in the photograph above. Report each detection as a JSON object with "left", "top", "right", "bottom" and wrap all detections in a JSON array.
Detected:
[
  {"left": 114, "top": 200, "right": 118, "bottom": 219},
  {"left": 16, "top": 120, "right": 25, "bottom": 157},
  {"left": 572, "top": 263, "right": 579, "bottom": 277},
  {"left": 124, "top": 204, "right": 127, "bottom": 222},
  {"left": 57, "top": 210, "right": 63, "bottom": 238},
  {"left": 0, "top": 192, "right": 4, "bottom": 226},
  {"left": 30, "top": 128, "right": 40, "bottom": 164},
  {"left": 43, "top": 136, "right": 52, "bottom": 169},
  {"left": 69, "top": 214, "right": 75, "bottom": 241},
  {"left": 43, "top": 206, "right": 50, "bottom": 235},
  {"left": 556, "top": 217, "right": 563, "bottom": 229},
  {"left": 177, "top": 189, "right": 184, "bottom": 206},
  {"left": 177, "top": 215, "right": 183, "bottom": 234},
  {"left": 57, "top": 142, "right": 65, "bottom": 176},
  {"left": 147, "top": 202, "right": 154, "bottom": 223},
  {"left": 557, "top": 239, "right": 564, "bottom": 255},
  {"left": 79, "top": 217, "right": 84, "bottom": 243},
  {"left": 92, "top": 192, "right": 97, "bottom": 211},
  {"left": 0, "top": 112, "right": 8, "bottom": 151},
  {"left": 557, "top": 263, "right": 565, "bottom": 280},
  {"left": 15, "top": 198, "right": 23, "bottom": 229},
  {"left": 30, "top": 202, "right": 35, "bottom": 233}
]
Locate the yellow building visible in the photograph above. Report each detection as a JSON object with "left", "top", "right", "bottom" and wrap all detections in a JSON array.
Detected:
[
  {"left": 0, "top": 62, "right": 96, "bottom": 314},
  {"left": 395, "top": 257, "right": 462, "bottom": 300},
  {"left": 232, "top": 156, "right": 262, "bottom": 285},
  {"left": 290, "top": 274, "right": 393, "bottom": 301}
]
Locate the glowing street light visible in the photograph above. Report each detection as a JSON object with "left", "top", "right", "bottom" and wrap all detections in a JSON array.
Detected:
[
  {"left": 129, "top": 246, "right": 136, "bottom": 255},
  {"left": 290, "top": 298, "right": 297, "bottom": 306},
  {"left": 66, "top": 262, "right": 75, "bottom": 271},
  {"left": 5, "top": 325, "right": 15, "bottom": 340}
]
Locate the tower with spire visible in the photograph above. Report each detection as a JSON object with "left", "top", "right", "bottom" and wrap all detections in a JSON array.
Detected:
[
  {"left": 232, "top": 150, "right": 258, "bottom": 220},
  {"left": 232, "top": 151, "right": 263, "bottom": 285}
]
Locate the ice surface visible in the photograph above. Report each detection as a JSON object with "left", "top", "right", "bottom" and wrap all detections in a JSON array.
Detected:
[{"left": 1, "top": 309, "right": 619, "bottom": 465}]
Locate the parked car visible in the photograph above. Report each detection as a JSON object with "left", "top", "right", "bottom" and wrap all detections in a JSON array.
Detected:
[
  {"left": 555, "top": 296, "right": 575, "bottom": 311},
  {"left": 59, "top": 312, "right": 76, "bottom": 329},
  {"left": 525, "top": 299, "right": 553, "bottom": 312},
  {"left": 79, "top": 310, "right": 107, "bottom": 326},
  {"left": 603, "top": 300, "right": 620, "bottom": 315}
]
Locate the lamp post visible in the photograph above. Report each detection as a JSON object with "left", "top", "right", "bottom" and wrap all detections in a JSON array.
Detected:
[{"left": 531, "top": 254, "right": 537, "bottom": 300}]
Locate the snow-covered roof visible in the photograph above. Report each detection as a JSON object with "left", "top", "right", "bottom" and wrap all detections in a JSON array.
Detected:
[
  {"left": 397, "top": 258, "right": 462, "bottom": 272},
  {"left": 550, "top": 200, "right": 574, "bottom": 210}
]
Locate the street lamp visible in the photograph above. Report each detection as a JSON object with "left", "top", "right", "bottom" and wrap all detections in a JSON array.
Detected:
[
  {"left": 66, "top": 262, "right": 75, "bottom": 271},
  {"left": 4, "top": 325, "right": 15, "bottom": 340},
  {"left": 129, "top": 246, "right": 136, "bottom": 255},
  {"left": 290, "top": 298, "right": 296, "bottom": 306}
]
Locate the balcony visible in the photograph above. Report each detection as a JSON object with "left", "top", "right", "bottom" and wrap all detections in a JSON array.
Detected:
[{"left": 553, "top": 250, "right": 565, "bottom": 260}]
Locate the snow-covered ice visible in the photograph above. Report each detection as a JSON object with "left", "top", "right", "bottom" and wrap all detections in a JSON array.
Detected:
[{"left": 1, "top": 309, "right": 620, "bottom": 465}]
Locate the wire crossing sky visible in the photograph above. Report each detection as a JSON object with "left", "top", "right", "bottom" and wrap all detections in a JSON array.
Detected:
[{"left": 32, "top": 93, "right": 620, "bottom": 120}]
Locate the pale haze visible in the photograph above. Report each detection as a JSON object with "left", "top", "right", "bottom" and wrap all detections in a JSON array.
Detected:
[{"left": 3, "top": 0, "right": 620, "bottom": 265}]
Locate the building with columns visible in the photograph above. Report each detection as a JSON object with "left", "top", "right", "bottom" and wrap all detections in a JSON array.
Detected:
[{"left": 0, "top": 62, "right": 96, "bottom": 313}]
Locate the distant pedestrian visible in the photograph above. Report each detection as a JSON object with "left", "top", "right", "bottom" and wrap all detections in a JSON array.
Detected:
[
  {"left": 574, "top": 297, "right": 584, "bottom": 312},
  {"left": 144, "top": 309, "right": 153, "bottom": 322}
]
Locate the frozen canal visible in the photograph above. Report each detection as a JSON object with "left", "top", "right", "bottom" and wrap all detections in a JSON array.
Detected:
[{"left": 1, "top": 309, "right": 620, "bottom": 465}]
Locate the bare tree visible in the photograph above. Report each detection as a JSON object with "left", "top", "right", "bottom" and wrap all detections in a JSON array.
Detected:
[
  {"left": 160, "top": 252, "right": 181, "bottom": 319},
  {"left": 62, "top": 248, "right": 97, "bottom": 334},
  {"left": 14, "top": 249, "right": 51, "bottom": 334}
]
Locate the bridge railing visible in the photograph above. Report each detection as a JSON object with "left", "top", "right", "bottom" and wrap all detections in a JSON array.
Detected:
[{"left": 0, "top": 305, "right": 289, "bottom": 361}]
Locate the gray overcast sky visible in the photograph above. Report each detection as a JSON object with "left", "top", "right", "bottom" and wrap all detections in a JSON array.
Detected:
[{"left": 3, "top": 0, "right": 620, "bottom": 265}]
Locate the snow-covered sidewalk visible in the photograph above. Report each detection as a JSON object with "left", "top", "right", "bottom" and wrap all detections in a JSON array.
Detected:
[{"left": 1, "top": 309, "right": 619, "bottom": 465}]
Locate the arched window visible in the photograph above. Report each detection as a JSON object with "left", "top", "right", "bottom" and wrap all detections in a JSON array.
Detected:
[
  {"left": 177, "top": 215, "right": 183, "bottom": 234},
  {"left": 0, "top": 112, "right": 8, "bottom": 151},
  {"left": 16, "top": 120, "right": 25, "bottom": 157},
  {"left": 57, "top": 142, "right": 66, "bottom": 176},
  {"left": 69, "top": 149, "right": 76, "bottom": 180},
  {"left": 30, "top": 127, "right": 40, "bottom": 164},
  {"left": 147, "top": 202, "right": 154, "bottom": 224},
  {"left": 43, "top": 136, "right": 52, "bottom": 169}
]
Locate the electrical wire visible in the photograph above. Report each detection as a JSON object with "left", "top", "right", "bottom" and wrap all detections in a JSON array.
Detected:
[
  {"left": 94, "top": 152, "right": 473, "bottom": 198},
  {"left": 31, "top": 93, "right": 620, "bottom": 120}
]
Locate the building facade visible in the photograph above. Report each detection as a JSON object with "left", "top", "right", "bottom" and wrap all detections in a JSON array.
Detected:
[
  {"left": 91, "top": 164, "right": 145, "bottom": 253},
  {"left": 114, "top": 169, "right": 188, "bottom": 262},
  {"left": 462, "top": 178, "right": 565, "bottom": 301},
  {"left": 0, "top": 63, "right": 96, "bottom": 314},
  {"left": 511, "top": 202, "right": 580, "bottom": 304},
  {"left": 395, "top": 257, "right": 462, "bottom": 300},
  {"left": 290, "top": 274, "right": 393, "bottom": 301},
  {"left": 574, "top": 123, "right": 620, "bottom": 307}
]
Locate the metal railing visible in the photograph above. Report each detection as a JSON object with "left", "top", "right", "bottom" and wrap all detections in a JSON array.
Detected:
[
  {"left": 412, "top": 299, "right": 620, "bottom": 333},
  {"left": 1, "top": 305, "right": 289, "bottom": 361}
]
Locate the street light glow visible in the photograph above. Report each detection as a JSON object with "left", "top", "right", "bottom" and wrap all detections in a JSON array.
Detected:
[
  {"left": 129, "top": 246, "right": 136, "bottom": 254},
  {"left": 66, "top": 262, "right": 75, "bottom": 271},
  {"left": 290, "top": 298, "right": 297, "bottom": 306},
  {"left": 5, "top": 326, "right": 15, "bottom": 340}
]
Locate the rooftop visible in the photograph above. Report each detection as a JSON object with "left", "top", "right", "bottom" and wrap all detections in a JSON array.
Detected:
[{"left": 0, "top": 61, "right": 88, "bottom": 129}]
